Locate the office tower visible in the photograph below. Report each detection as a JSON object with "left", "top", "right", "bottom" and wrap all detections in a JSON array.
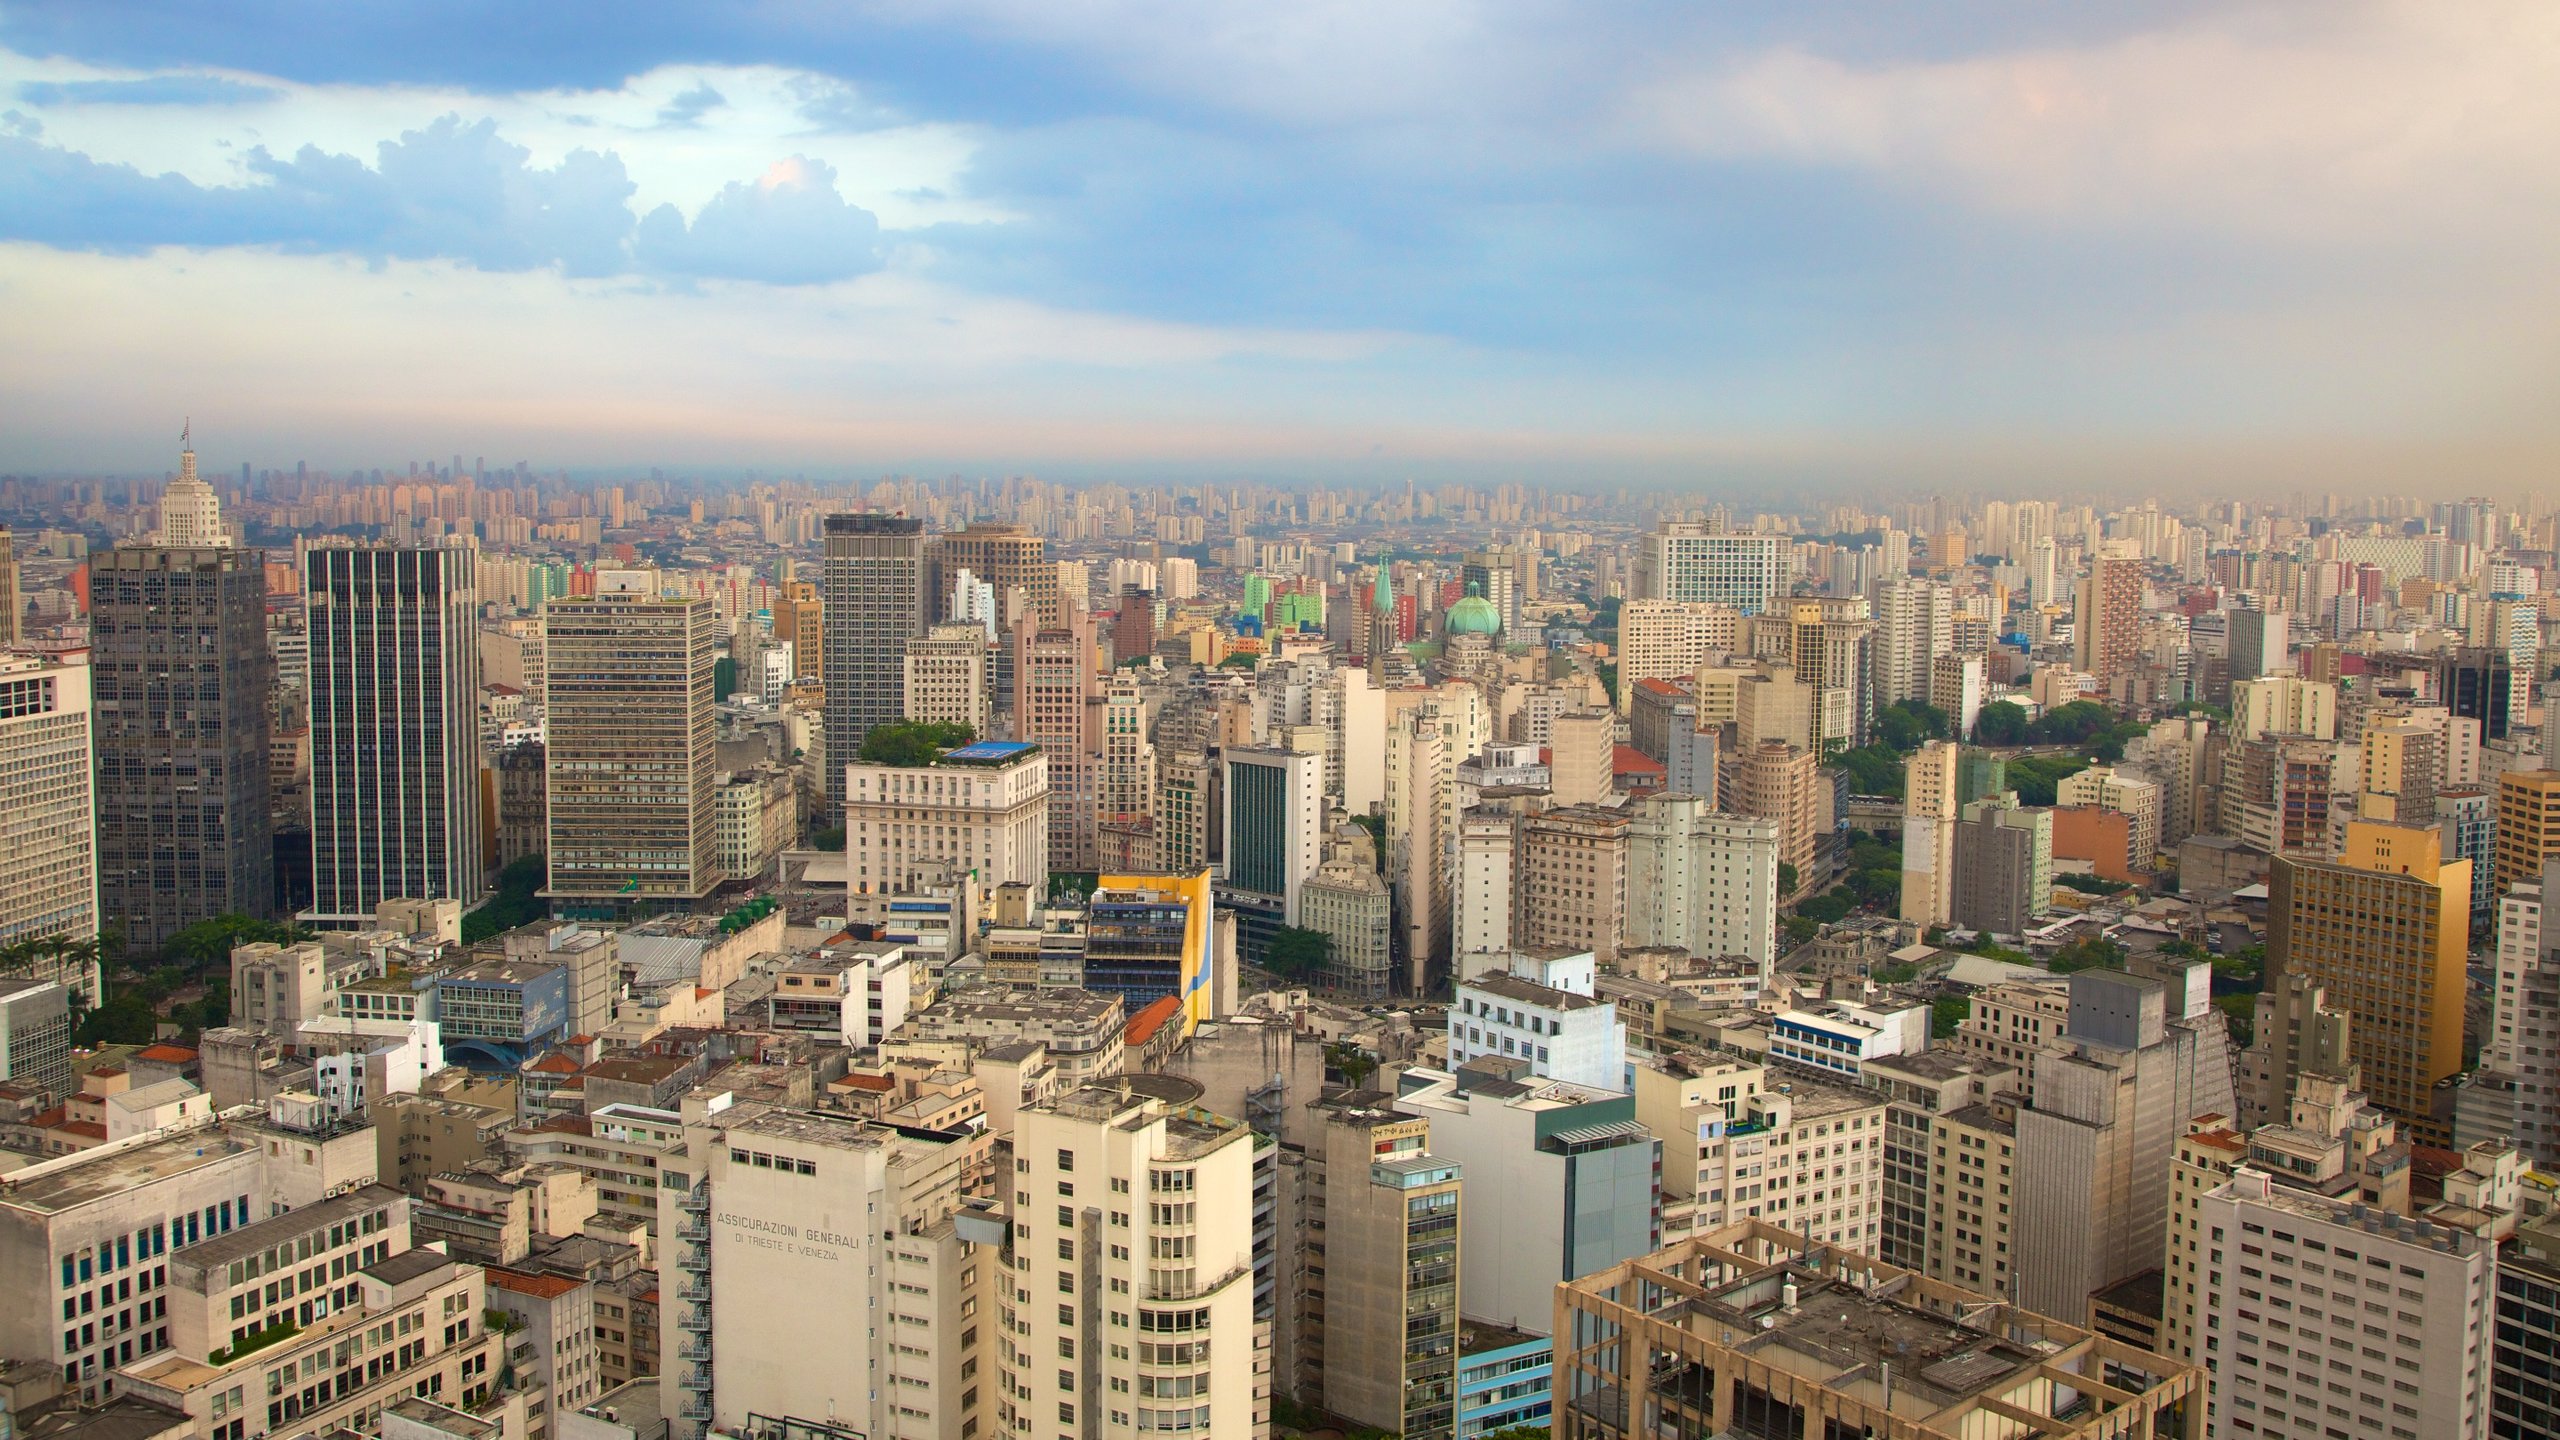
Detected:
[
  {"left": 1014, "top": 603, "right": 1097, "bottom": 872},
  {"left": 2010, "top": 965, "right": 2236, "bottom": 1322},
  {"left": 1461, "top": 549, "right": 1519, "bottom": 640},
  {"left": 769, "top": 577, "right": 822, "bottom": 683},
  {"left": 152, "top": 425, "right": 229, "bottom": 547},
  {"left": 666, "top": 1106, "right": 991, "bottom": 1440},
  {"left": 1085, "top": 871, "right": 1227, "bottom": 1024},
  {"left": 1862, "top": 1051, "right": 2023, "bottom": 1272},
  {"left": 2227, "top": 600, "right": 2287, "bottom": 681},
  {"left": 1788, "top": 595, "right": 1874, "bottom": 750},
  {"left": 1393, "top": 1070, "right": 1659, "bottom": 1337},
  {"left": 1222, "top": 745, "right": 1323, "bottom": 930},
  {"left": 1952, "top": 798, "right": 2052, "bottom": 937},
  {"left": 2266, "top": 819, "right": 2469, "bottom": 1144},
  {"left": 2476, "top": 864, "right": 2560, "bottom": 1164},
  {"left": 2358, "top": 709, "right": 2442, "bottom": 824},
  {"left": 92, "top": 536, "right": 274, "bottom": 949},
  {"left": 1155, "top": 750, "right": 1213, "bottom": 877},
  {"left": 1547, "top": 707, "right": 1615, "bottom": 807},
  {"left": 2496, "top": 769, "right": 2560, "bottom": 893},
  {"left": 2221, "top": 733, "right": 2337, "bottom": 856},
  {"left": 1633, "top": 523, "right": 1792, "bottom": 616},
  {"left": 1870, "top": 578, "right": 1955, "bottom": 709},
  {"left": 843, "top": 740, "right": 1049, "bottom": 898},
  {"left": 821, "top": 513, "right": 927, "bottom": 806},
  {"left": 0, "top": 977, "right": 72, "bottom": 1097},
  {"left": 2436, "top": 643, "right": 2517, "bottom": 740},
  {"left": 2197, "top": 1169, "right": 2492, "bottom": 1440},
  {"left": 929, "top": 520, "right": 1052, "bottom": 628},
  {"left": 0, "top": 653, "right": 98, "bottom": 951},
  {"left": 1617, "top": 599, "right": 1739, "bottom": 698},
  {"left": 1623, "top": 795, "right": 1778, "bottom": 982},
  {"left": 1300, "top": 854, "right": 1393, "bottom": 998},
  {"left": 1321, "top": 663, "right": 1387, "bottom": 816},
  {"left": 1454, "top": 809, "right": 1515, "bottom": 961},
  {"left": 1296, "top": 1095, "right": 1462, "bottom": 1439},
  {"left": 1733, "top": 665, "right": 1813, "bottom": 751},
  {"left": 2493, "top": 1214, "right": 2560, "bottom": 1439},
  {"left": 1002, "top": 1081, "right": 1264, "bottom": 1440},
  {"left": 1518, "top": 805, "right": 1628, "bottom": 965},
  {"left": 2438, "top": 784, "right": 2496, "bottom": 933},
  {"left": 901, "top": 621, "right": 992, "bottom": 734},
  {"left": 1731, "top": 740, "right": 1819, "bottom": 891},
  {"left": 302, "top": 542, "right": 485, "bottom": 924},
  {"left": 1111, "top": 586, "right": 1158, "bottom": 664},
  {"left": 2072, "top": 539, "right": 2144, "bottom": 686},
  {"left": 542, "top": 571, "right": 720, "bottom": 910},
  {"left": 0, "top": 524, "right": 17, "bottom": 644},
  {"left": 1096, "top": 673, "right": 1154, "bottom": 837},
  {"left": 2137, "top": 714, "right": 2213, "bottom": 846},
  {"left": 1900, "top": 740, "right": 1961, "bottom": 927},
  {"left": 1383, "top": 715, "right": 1450, "bottom": 993}
]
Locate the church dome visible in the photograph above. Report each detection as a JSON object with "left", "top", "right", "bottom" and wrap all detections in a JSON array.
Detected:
[{"left": 1445, "top": 583, "right": 1502, "bottom": 636}]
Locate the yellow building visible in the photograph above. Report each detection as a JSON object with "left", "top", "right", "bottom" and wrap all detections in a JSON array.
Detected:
[
  {"left": 2266, "top": 818, "right": 2469, "bottom": 1144},
  {"left": 1095, "top": 869, "right": 1227, "bottom": 1036}
]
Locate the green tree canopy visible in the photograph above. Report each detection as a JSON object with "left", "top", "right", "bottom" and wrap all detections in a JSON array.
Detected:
[
  {"left": 1972, "top": 701, "right": 2029, "bottom": 746},
  {"left": 1876, "top": 699, "right": 1950, "bottom": 752},
  {"left": 858, "top": 720, "right": 977, "bottom": 767},
  {"left": 1265, "top": 926, "right": 1333, "bottom": 980}
]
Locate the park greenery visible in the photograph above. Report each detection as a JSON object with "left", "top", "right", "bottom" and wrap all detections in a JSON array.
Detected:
[
  {"left": 462, "top": 855, "right": 549, "bottom": 944},
  {"left": 857, "top": 719, "right": 977, "bottom": 767},
  {"left": 1263, "top": 926, "right": 1334, "bottom": 981}
]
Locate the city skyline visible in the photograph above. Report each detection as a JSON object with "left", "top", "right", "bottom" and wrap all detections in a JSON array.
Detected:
[{"left": 3, "top": 3, "right": 2554, "bottom": 491}]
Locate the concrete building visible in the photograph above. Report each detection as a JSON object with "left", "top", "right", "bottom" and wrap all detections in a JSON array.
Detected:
[
  {"left": 1861, "top": 1051, "right": 2022, "bottom": 1273},
  {"left": 2010, "top": 965, "right": 2237, "bottom": 1323},
  {"left": 1298, "top": 857, "right": 1393, "bottom": 999},
  {"left": 2266, "top": 819, "right": 2470, "bottom": 1145},
  {"left": 2358, "top": 709, "right": 2443, "bottom": 825},
  {"left": 0, "top": 977, "right": 73, "bottom": 1098},
  {"left": 1872, "top": 579, "right": 1955, "bottom": 710},
  {"left": 1392, "top": 1070, "right": 1660, "bottom": 1338},
  {"left": 1449, "top": 972, "right": 1626, "bottom": 1093},
  {"left": 1900, "top": 741, "right": 1961, "bottom": 928},
  {"left": 302, "top": 541, "right": 485, "bottom": 924},
  {"left": 668, "top": 1106, "right": 989, "bottom": 1440},
  {"left": 2073, "top": 540, "right": 2145, "bottom": 688},
  {"left": 1453, "top": 809, "right": 1516, "bottom": 965},
  {"left": 2056, "top": 765, "right": 2163, "bottom": 870},
  {"left": 711, "top": 765, "right": 796, "bottom": 883},
  {"left": 92, "top": 540, "right": 274, "bottom": 948},
  {"left": 2197, "top": 1168, "right": 2491, "bottom": 1440},
  {"left": 843, "top": 739, "right": 1049, "bottom": 899},
  {"left": 1617, "top": 601, "right": 1739, "bottom": 697},
  {"left": 375, "top": 1091, "right": 516, "bottom": 1195},
  {"left": 1951, "top": 799, "right": 2052, "bottom": 937},
  {"left": 821, "top": 513, "right": 928, "bottom": 807},
  {"left": 542, "top": 572, "right": 720, "bottom": 911},
  {"left": 1517, "top": 805, "right": 1629, "bottom": 967},
  {"left": 901, "top": 622, "right": 993, "bottom": 736},
  {"left": 1297, "top": 1093, "right": 1461, "bottom": 1440},
  {"left": 1551, "top": 1222, "right": 2203, "bottom": 1440},
  {"left": 1000, "top": 1079, "right": 1265, "bottom": 1440},
  {"left": 1632, "top": 524, "right": 1790, "bottom": 615},
  {"left": 1633, "top": 1053, "right": 1887, "bottom": 1257},
  {"left": 1384, "top": 712, "right": 1452, "bottom": 993},
  {"left": 1012, "top": 604, "right": 1097, "bottom": 872},
  {"left": 2496, "top": 769, "right": 2560, "bottom": 895},
  {"left": 1929, "top": 651, "right": 1985, "bottom": 742},
  {"left": 1623, "top": 796, "right": 1779, "bottom": 986},
  {"left": 1730, "top": 741, "right": 1820, "bottom": 892},
  {"left": 2231, "top": 675, "right": 2337, "bottom": 741},
  {"left": 2227, "top": 602, "right": 2287, "bottom": 683},
  {"left": 0, "top": 653, "right": 98, "bottom": 952}
]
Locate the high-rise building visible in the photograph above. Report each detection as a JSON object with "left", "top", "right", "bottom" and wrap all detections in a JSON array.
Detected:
[
  {"left": 928, "top": 521, "right": 1052, "bottom": 628},
  {"left": 302, "top": 541, "right": 485, "bottom": 924},
  {"left": 1517, "top": 805, "right": 1629, "bottom": 965},
  {"left": 2072, "top": 539, "right": 2144, "bottom": 687},
  {"left": 843, "top": 740, "right": 1049, "bottom": 898},
  {"left": 0, "top": 653, "right": 98, "bottom": 952},
  {"left": 1788, "top": 595, "right": 1874, "bottom": 750},
  {"left": 151, "top": 425, "right": 230, "bottom": 547},
  {"left": 1014, "top": 604, "right": 1097, "bottom": 871},
  {"left": 1096, "top": 673, "right": 1154, "bottom": 833},
  {"left": 1634, "top": 1054, "right": 1888, "bottom": 1256},
  {"left": 1222, "top": 745, "right": 1323, "bottom": 926},
  {"left": 901, "top": 621, "right": 993, "bottom": 734},
  {"left": 2227, "top": 600, "right": 2287, "bottom": 682},
  {"left": 1001, "top": 1080, "right": 1265, "bottom": 1440},
  {"left": 1299, "top": 855, "right": 1393, "bottom": 999},
  {"left": 2230, "top": 674, "right": 2337, "bottom": 740},
  {"left": 769, "top": 577, "right": 823, "bottom": 684},
  {"left": 1900, "top": 740, "right": 1961, "bottom": 927},
  {"left": 1454, "top": 809, "right": 1515, "bottom": 962},
  {"left": 2358, "top": 709, "right": 2442, "bottom": 825},
  {"left": 1929, "top": 650, "right": 1985, "bottom": 740},
  {"left": 2055, "top": 764, "right": 2163, "bottom": 870},
  {"left": 1623, "top": 795, "right": 1778, "bottom": 984},
  {"left": 2267, "top": 818, "right": 2470, "bottom": 1144},
  {"left": 1731, "top": 740, "right": 1819, "bottom": 891},
  {"left": 1951, "top": 798, "right": 2051, "bottom": 937},
  {"left": 92, "top": 535, "right": 274, "bottom": 949},
  {"left": 1631, "top": 522, "right": 1791, "bottom": 615},
  {"left": 821, "top": 513, "right": 927, "bottom": 806},
  {"left": 1296, "top": 1094, "right": 1462, "bottom": 1440},
  {"left": 541, "top": 571, "right": 720, "bottom": 910},
  {"left": 0, "top": 524, "right": 18, "bottom": 645},
  {"left": 1616, "top": 600, "right": 1739, "bottom": 700},
  {"left": 2495, "top": 768, "right": 2560, "bottom": 894},
  {"left": 1870, "top": 579, "right": 1955, "bottom": 709}
]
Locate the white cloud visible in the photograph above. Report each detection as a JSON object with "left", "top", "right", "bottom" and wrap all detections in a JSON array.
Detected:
[
  {"left": 0, "top": 49, "right": 1004, "bottom": 229},
  {"left": 1624, "top": 0, "right": 2560, "bottom": 243}
]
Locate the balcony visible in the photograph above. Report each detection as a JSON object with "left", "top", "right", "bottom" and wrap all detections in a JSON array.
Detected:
[
  {"left": 678, "top": 1280, "right": 711, "bottom": 1303},
  {"left": 677, "top": 1218, "right": 709, "bottom": 1243},
  {"left": 679, "top": 1306, "right": 713, "bottom": 1334},
  {"left": 680, "top": 1187, "right": 711, "bottom": 1216},
  {"left": 679, "top": 1338, "right": 713, "bottom": 1363}
]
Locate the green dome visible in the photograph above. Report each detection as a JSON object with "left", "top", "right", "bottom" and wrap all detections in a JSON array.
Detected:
[{"left": 1445, "top": 583, "right": 1502, "bottom": 636}]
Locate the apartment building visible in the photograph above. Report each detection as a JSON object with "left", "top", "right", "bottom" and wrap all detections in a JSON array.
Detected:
[
  {"left": 0, "top": 651, "right": 98, "bottom": 950},
  {"left": 1622, "top": 796, "right": 1779, "bottom": 983},
  {"left": 1448, "top": 973, "right": 1625, "bottom": 1094},
  {"left": 1517, "top": 805, "right": 1629, "bottom": 965},
  {"left": 1297, "top": 1094, "right": 1461, "bottom": 1440}
]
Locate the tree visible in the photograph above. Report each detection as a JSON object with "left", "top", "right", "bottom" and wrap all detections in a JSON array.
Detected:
[
  {"left": 461, "top": 855, "right": 549, "bottom": 944},
  {"left": 2048, "top": 936, "right": 2127, "bottom": 973},
  {"left": 1782, "top": 915, "right": 1821, "bottom": 946},
  {"left": 1777, "top": 862, "right": 1800, "bottom": 897},
  {"left": 1833, "top": 744, "right": 1905, "bottom": 798},
  {"left": 1264, "top": 927, "right": 1333, "bottom": 980},
  {"left": 1973, "top": 701, "right": 2029, "bottom": 746},
  {"left": 857, "top": 720, "right": 976, "bottom": 767},
  {"left": 1931, "top": 996, "right": 1971, "bottom": 1039},
  {"left": 1796, "top": 888, "right": 1855, "bottom": 924},
  {"left": 1875, "top": 699, "right": 1950, "bottom": 752}
]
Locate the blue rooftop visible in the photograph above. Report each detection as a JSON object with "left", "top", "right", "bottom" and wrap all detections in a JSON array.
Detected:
[{"left": 942, "top": 740, "right": 1038, "bottom": 764}]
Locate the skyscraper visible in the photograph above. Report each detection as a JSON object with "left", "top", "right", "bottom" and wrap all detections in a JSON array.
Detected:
[
  {"left": 542, "top": 570, "right": 720, "bottom": 911},
  {"left": 2072, "top": 539, "right": 2143, "bottom": 687},
  {"left": 302, "top": 541, "right": 485, "bottom": 923},
  {"left": 901, "top": 622, "right": 993, "bottom": 734},
  {"left": 821, "top": 513, "right": 926, "bottom": 807},
  {"left": 0, "top": 652, "right": 97, "bottom": 950},
  {"left": 151, "top": 423, "right": 230, "bottom": 548},
  {"left": 927, "top": 521, "right": 1051, "bottom": 628},
  {"left": 92, "top": 486, "right": 273, "bottom": 949},
  {"left": 0, "top": 524, "right": 19, "bottom": 646},
  {"left": 1632, "top": 522, "right": 1790, "bottom": 615},
  {"left": 1624, "top": 795, "right": 1779, "bottom": 985},
  {"left": 1013, "top": 603, "right": 1097, "bottom": 871},
  {"left": 1222, "top": 745, "right": 1323, "bottom": 928},
  {"left": 2266, "top": 818, "right": 2470, "bottom": 1145}
]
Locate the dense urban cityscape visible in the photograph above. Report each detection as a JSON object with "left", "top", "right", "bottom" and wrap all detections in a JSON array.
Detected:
[
  {"left": 3, "top": 4, "right": 2553, "bottom": 1440},
  {"left": 0, "top": 450, "right": 2551, "bottom": 1440}
]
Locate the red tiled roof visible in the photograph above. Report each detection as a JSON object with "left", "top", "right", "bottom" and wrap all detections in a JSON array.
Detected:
[
  {"left": 486, "top": 1267, "right": 582, "bottom": 1299},
  {"left": 1612, "top": 745, "right": 1666, "bottom": 776},
  {"left": 1634, "top": 677, "right": 1685, "bottom": 696},
  {"left": 526, "top": 1053, "right": 582, "bottom": 1075},
  {"left": 134, "top": 1044, "right": 199, "bottom": 1063},
  {"left": 834, "top": 1073, "right": 895, "bottom": 1091},
  {"left": 1123, "top": 995, "right": 1184, "bottom": 1048}
]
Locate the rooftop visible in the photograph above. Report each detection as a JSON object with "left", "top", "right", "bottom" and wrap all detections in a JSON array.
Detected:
[
  {"left": 175, "top": 1183, "right": 403, "bottom": 1269},
  {"left": 0, "top": 1118, "right": 252, "bottom": 1214},
  {"left": 362, "top": 1247, "right": 460, "bottom": 1288},
  {"left": 724, "top": 1107, "right": 893, "bottom": 1153},
  {"left": 1464, "top": 972, "right": 1602, "bottom": 1012}
]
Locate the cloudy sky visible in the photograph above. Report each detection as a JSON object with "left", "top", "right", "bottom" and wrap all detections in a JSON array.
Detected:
[{"left": 1, "top": 1, "right": 2553, "bottom": 493}]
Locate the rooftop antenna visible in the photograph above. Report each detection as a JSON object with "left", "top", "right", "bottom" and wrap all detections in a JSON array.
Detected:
[{"left": 182, "top": 417, "right": 192, "bottom": 452}]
